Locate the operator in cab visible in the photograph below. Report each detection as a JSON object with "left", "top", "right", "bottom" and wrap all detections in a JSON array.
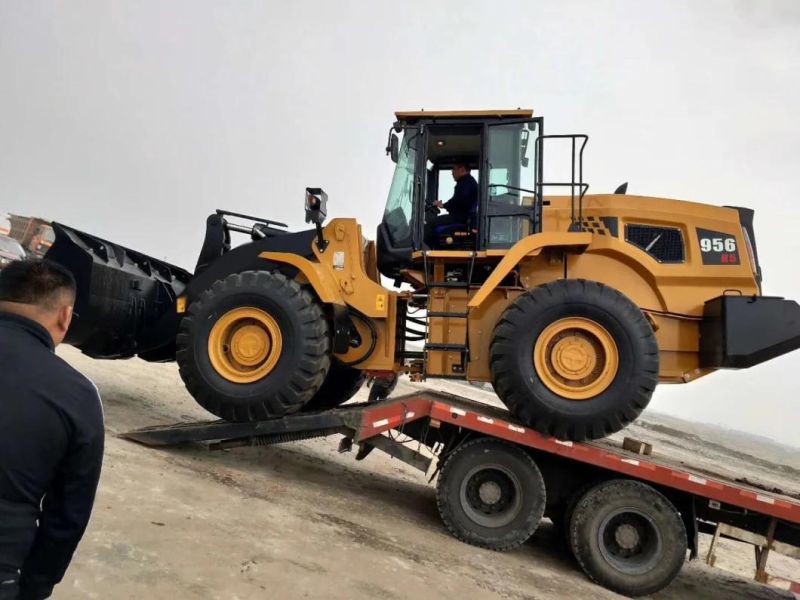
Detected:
[
  {"left": 0, "top": 259, "right": 104, "bottom": 600},
  {"left": 424, "top": 161, "right": 479, "bottom": 248}
]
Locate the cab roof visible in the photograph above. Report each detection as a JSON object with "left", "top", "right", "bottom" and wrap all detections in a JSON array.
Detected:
[{"left": 395, "top": 109, "right": 534, "bottom": 122}]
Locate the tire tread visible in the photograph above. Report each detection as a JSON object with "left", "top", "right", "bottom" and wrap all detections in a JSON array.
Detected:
[
  {"left": 176, "top": 270, "right": 330, "bottom": 421},
  {"left": 490, "top": 279, "right": 659, "bottom": 441}
]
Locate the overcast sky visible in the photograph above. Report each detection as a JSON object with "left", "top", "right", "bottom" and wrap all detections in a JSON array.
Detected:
[{"left": 1, "top": 1, "right": 798, "bottom": 445}]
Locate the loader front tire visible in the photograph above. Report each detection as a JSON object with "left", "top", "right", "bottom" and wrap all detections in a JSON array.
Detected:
[
  {"left": 490, "top": 279, "right": 658, "bottom": 441},
  {"left": 176, "top": 271, "right": 330, "bottom": 421}
]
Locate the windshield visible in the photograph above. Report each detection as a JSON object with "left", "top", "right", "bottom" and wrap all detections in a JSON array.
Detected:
[
  {"left": 383, "top": 130, "right": 418, "bottom": 246},
  {"left": 0, "top": 236, "right": 25, "bottom": 256}
]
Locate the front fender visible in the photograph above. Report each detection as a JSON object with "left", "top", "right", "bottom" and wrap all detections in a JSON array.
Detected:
[{"left": 258, "top": 251, "right": 345, "bottom": 306}]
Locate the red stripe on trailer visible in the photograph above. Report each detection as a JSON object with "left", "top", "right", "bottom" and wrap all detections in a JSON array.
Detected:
[
  {"left": 356, "top": 397, "right": 430, "bottom": 441},
  {"left": 671, "top": 471, "right": 725, "bottom": 491},
  {"left": 411, "top": 397, "right": 800, "bottom": 524}
]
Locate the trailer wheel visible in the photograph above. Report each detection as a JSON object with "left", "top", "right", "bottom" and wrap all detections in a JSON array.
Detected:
[
  {"left": 301, "top": 359, "right": 365, "bottom": 412},
  {"left": 436, "top": 438, "right": 545, "bottom": 551},
  {"left": 551, "top": 480, "right": 602, "bottom": 551},
  {"left": 176, "top": 271, "right": 330, "bottom": 421},
  {"left": 490, "top": 279, "right": 658, "bottom": 441},
  {"left": 569, "top": 480, "right": 687, "bottom": 597}
]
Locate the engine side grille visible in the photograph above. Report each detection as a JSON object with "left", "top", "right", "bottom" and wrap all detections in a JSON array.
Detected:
[{"left": 625, "top": 224, "right": 685, "bottom": 263}]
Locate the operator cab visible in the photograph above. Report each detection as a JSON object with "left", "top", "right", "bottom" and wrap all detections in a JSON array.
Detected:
[{"left": 377, "top": 110, "right": 543, "bottom": 279}]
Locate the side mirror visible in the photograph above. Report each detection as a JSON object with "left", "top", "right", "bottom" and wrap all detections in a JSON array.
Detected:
[
  {"left": 386, "top": 133, "right": 399, "bottom": 163},
  {"left": 304, "top": 188, "right": 328, "bottom": 225}
]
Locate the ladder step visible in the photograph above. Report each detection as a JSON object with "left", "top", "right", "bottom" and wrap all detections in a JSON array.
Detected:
[
  {"left": 425, "top": 343, "right": 468, "bottom": 351},
  {"left": 427, "top": 281, "right": 471, "bottom": 288},
  {"left": 426, "top": 311, "right": 469, "bottom": 318}
]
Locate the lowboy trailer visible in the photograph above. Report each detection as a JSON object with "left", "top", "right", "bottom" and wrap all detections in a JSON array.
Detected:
[{"left": 123, "top": 390, "right": 800, "bottom": 597}]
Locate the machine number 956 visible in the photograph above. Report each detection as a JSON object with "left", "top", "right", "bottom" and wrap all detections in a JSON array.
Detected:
[
  {"left": 697, "top": 228, "right": 740, "bottom": 265},
  {"left": 700, "top": 237, "right": 736, "bottom": 253}
]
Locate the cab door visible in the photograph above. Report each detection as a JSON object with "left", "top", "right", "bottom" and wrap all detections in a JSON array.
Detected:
[{"left": 481, "top": 119, "right": 542, "bottom": 249}]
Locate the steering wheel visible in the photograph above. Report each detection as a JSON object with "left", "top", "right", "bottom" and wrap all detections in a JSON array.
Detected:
[{"left": 425, "top": 201, "right": 441, "bottom": 218}]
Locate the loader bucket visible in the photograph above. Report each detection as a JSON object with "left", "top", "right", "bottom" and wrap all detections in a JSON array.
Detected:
[{"left": 44, "top": 222, "right": 192, "bottom": 362}]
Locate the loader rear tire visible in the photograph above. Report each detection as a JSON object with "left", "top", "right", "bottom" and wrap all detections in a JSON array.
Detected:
[
  {"left": 176, "top": 271, "right": 330, "bottom": 421},
  {"left": 301, "top": 359, "right": 365, "bottom": 412},
  {"left": 490, "top": 279, "right": 658, "bottom": 441}
]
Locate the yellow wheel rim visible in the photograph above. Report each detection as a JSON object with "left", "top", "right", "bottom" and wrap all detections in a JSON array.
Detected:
[
  {"left": 533, "top": 317, "right": 618, "bottom": 400},
  {"left": 208, "top": 307, "right": 282, "bottom": 384}
]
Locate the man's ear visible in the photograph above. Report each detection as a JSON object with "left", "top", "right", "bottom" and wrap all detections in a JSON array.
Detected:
[{"left": 55, "top": 304, "right": 74, "bottom": 338}]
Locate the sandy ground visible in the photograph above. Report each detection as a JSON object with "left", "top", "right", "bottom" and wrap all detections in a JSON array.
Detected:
[{"left": 51, "top": 347, "right": 798, "bottom": 600}]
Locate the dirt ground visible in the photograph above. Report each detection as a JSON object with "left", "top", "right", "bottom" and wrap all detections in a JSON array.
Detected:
[{"left": 53, "top": 347, "right": 798, "bottom": 600}]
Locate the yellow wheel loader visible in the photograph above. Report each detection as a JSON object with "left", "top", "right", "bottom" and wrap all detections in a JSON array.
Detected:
[{"left": 45, "top": 109, "right": 800, "bottom": 440}]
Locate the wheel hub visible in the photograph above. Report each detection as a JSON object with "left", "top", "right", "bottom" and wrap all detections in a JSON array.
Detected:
[
  {"left": 478, "top": 480, "right": 503, "bottom": 505},
  {"left": 551, "top": 336, "right": 597, "bottom": 380},
  {"left": 533, "top": 317, "right": 619, "bottom": 400},
  {"left": 598, "top": 509, "right": 663, "bottom": 575},
  {"left": 230, "top": 324, "right": 271, "bottom": 366},
  {"left": 614, "top": 523, "right": 640, "bottom": 550},
  {"left": 460, "top": 465, "right": 523, "bottom": 528},
  {"left": 208, "top": 307, "right": 282, "bottom": 384}
]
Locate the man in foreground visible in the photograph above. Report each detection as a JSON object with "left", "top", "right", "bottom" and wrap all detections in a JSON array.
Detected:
[{"left": 0, "top": 260, "right": 104, "bottom": 600}]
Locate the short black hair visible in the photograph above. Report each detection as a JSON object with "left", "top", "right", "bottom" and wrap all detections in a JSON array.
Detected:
[
  {"left": 454, "top": 161, "right": 471, "bottom": 172},
  {"left": 0, "top": 259, "right": 76, "bottom": 308}
]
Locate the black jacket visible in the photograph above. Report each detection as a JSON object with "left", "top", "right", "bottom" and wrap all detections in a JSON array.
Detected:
[
  {"left": 0, "top": 313, "right": 104, "bottom": 599},
  {"left": 443, "top": 173, "right": 479, "bottom": 221}
]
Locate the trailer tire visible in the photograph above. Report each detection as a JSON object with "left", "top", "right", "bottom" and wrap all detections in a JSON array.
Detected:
[
  {"left": 569, "top": 479, "right": 687, "bottom": 597},
  {"left": 551, "top": 480, "right": 602, "bottom": 551},
  {"left": 302, "top": 359, "right": 365, "bottom": 412},
  {"left": 490, "top": 279, "right": 658, "bottom": 441},
  {"left": 436, "top": 438, "right": 545, "bottom": 551},
  {"left": 176, "top": 270, "right": 330, "bottom": 421}
]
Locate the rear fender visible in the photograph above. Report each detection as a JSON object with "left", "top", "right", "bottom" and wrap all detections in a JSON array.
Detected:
[{"left": 468, "top": 232, "right": 592, "bottom": 308}]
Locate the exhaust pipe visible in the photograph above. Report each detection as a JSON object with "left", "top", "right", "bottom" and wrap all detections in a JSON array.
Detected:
[{"left": 45, "top": 222, "right": 192, "bottom": 362}]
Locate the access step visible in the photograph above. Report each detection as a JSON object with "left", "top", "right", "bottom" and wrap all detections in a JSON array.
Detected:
[{"left": 424, "top": 343, "right": 469, "bottom": 351}]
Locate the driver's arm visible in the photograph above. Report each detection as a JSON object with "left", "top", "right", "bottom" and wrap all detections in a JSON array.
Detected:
[
  {"left": 443, "top": 178, "right": 471, "bottom": 214},
  {"left": 444, "top": 176, "right": 480, "bottom": 216}
]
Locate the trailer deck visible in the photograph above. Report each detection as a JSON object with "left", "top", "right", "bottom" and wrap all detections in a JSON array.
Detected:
[
  {"left": 122, "top": 391, "right": 800, "bottom": 521},
  {"left": 122, "top": 391, "right": 800, "bottom": 596}
]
